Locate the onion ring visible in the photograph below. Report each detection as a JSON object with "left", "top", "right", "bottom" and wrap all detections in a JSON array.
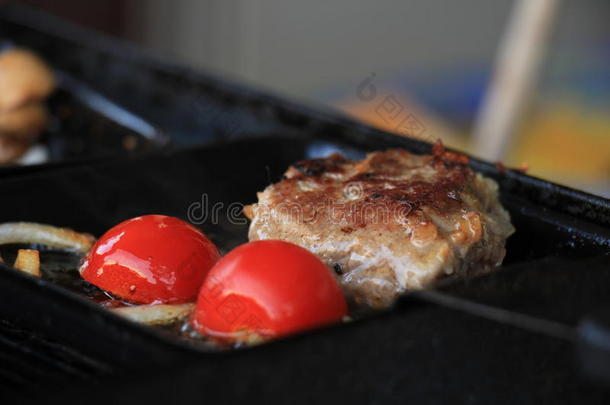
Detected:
[
  {"left": 112, "top": 303, "right": 195, "bottom": 325},
  {"left": 0, "top": 222, "right": 95, "bottom": 253}
]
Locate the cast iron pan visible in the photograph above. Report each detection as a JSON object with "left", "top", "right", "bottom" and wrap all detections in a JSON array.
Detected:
[{"left": 0, "top": 3, "right": 609, "bottom": 404}]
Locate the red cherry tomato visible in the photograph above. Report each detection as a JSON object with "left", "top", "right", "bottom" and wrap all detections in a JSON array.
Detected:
[
  {"left": 80, "top": 215, "right": 219, "bottom": 304},
  {"left": 191, "top": 240, "right": 347, "bottom": 342}
]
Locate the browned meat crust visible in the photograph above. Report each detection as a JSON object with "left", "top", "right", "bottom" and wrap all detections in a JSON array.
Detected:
[{"left": 246, "top": 145, "right": 514, "bottom": 308}]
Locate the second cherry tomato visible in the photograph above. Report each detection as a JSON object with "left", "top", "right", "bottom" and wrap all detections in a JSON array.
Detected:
[{"left": 191, "top": 240, "right": 347, "bottom": 343}]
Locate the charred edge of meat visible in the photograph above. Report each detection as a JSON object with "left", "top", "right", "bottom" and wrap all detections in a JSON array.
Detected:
[
  {"left": 431, "top": 140, "right": 469, "bottom": 167},
  {"left": 495, "top": 161, "right": 529, "bottom": 174},
  {"left": 291, "top": 153, "right": 349, "bottom": 177},
  {"left": 495, "top": 161, "right": 508, "bottom": 174}
]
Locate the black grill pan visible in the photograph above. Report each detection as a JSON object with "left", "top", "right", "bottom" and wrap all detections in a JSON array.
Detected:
[
  {"left": 0, "top": 3, "right": 609, "bottom": 404},
  {"left": 0, "top": 136, "right": 608, "bottom": 404}
]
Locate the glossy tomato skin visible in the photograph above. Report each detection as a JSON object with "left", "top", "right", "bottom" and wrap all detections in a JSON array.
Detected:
[
  {"left": 80, "top": 215, "right": 220, "bottom": 304},
  {"left": 191, "top": 240, "right": 347, "bottom": 342}
]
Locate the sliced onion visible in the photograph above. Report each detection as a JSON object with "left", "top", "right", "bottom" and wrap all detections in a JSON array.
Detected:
[
  {"left": 112, "top": 303, "right": 195, "bottom": 325},
  {"left": 0, "top": 222, "right": 95, "bottom": 253},
  {"left": 13, "top": 249, "right": 40, "bottom": 277}
]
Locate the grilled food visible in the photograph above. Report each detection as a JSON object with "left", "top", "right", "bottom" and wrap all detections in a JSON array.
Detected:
[
  {"left": 0, "top": 48, "right": 55, "bottom": 164},
  {"left": 13, "top": 249, "right": 41, "bottom": 277},
  {"left": 0, "top": 222, "right": 95, "bottom": 253},
  {"left": 0, "top": 103, "right": 49, "bottom": 140},
  {"left": 245, "top": 144, "right": 515, "bottom": 308},
  {"left": 0, "top": 49, "right": 55, "bottom": 112},
  {"left": 112, "top": 303, "right": 195, "bottom": 326},
  {"left": 0, "top": 134, "right": 31, "bottom": 164}
]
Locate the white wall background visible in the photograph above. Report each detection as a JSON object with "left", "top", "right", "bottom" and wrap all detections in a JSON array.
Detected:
[
  {"left": 125, "top": 0, "right": 610, "bottom": 105},
  {"left": 125, "top": 1, "right": 513, "bottom": 99}
]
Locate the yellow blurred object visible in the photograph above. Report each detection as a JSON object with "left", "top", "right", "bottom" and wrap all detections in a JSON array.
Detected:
[
  {"left": 337, "top": 90, "right": 609, "bottom": 196},
  {"left": 0, "top": 103, "right": 49, "bottom": 140},
  {"left": 338, "top": 92, "right": 468, "bottom": 151},
  {"left": 0, "top": 49, "right": 55, "bottom": 113},
  {"left": 0, "top": 48, "right": 55, "bottom": 165},
  {"left": 508, "top": 101, "right": 610, "bottom": 189}
]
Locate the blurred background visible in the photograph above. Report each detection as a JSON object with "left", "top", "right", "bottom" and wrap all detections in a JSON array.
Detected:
[{"left": 16, "top": 0, "right": 610, "bottom": 197}]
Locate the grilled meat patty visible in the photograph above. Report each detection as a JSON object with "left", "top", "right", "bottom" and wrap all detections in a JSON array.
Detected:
[{"left": 245, "top": 145, "right": 514, "bottom": 308}]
